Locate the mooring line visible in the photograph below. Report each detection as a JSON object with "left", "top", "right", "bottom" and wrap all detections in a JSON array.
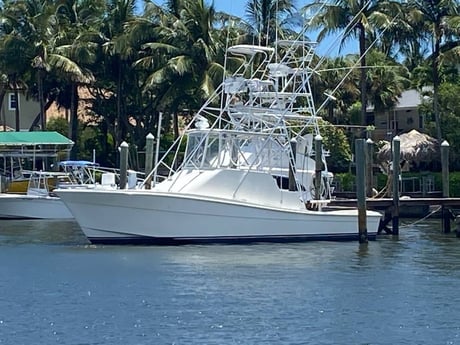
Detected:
[{"left": 399, "top": 206, "right": 442, "bottom": 228}]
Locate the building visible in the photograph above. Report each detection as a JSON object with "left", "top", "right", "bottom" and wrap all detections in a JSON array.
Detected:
[
  {"left": 0, "top": 87, "right": 92, "bottom": 131},
  {"left": 0, "top": 90, "right": 40, "bottom": 131},
  {"left": 367, "top": 89, "right": 425, "bottom": 141}
]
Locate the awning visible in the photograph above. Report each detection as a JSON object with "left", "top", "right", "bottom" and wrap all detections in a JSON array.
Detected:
[{"left": 0, "top": 131, "right": 74, "bottom": 157}]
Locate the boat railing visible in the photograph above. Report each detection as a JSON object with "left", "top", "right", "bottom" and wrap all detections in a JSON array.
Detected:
[{"left": 26, "top": 171, "right": 75, "bottom": 197}]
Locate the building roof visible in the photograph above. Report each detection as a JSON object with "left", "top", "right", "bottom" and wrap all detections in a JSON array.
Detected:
[
  {"left": 367, "top": 89, "right": 423, "bottom": 111},
  {"left": 396, "top": 89, "right": 422, "bottom": 109}
]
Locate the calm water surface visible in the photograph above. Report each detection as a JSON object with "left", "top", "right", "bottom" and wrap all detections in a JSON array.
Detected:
[{"left": 1, "top": 219, "right": 460, "bottom": 345}]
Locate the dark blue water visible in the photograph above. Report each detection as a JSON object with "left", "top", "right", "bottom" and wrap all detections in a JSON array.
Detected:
[{"left": 1, "top": 219, "right": 460, "bottom": 345}]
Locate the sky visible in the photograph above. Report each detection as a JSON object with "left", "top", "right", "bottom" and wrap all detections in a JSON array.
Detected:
[
  {"left": 213, "top": 0, "right": 359, "bottom": 56},
  {"left": 151, "top": 0, "right": 359, "bottom": 56}
]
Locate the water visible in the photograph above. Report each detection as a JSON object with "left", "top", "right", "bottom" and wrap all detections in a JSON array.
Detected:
[{"left": 1, "top": 219, "right": 460, "bottom": 345}]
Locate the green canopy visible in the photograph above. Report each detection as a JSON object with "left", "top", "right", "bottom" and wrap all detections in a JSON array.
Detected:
[
  {"left": 0, "top": 131, "right": 73, "bottom": 145},
  {"left": 0, "top": 131, "right": 74, "bottom": 157}
]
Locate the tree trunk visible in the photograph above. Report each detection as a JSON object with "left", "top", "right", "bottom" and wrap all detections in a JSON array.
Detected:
[
  {"left": 0, "top": 88, "right": 7, "bottom": 130},
  {"left": 29, "top": 99, "right": 55, "bottom": 131},
  {"left": 432, "top": 23, "right": 442, "bottom": 141},
  {"left": 69, "top": 83, "right": 79, "bottom": 159},
  {"left": 173, "top": 112, "right": 179, "bottom": 139},
  {"left": 38, "top": 69, "right": 46, "bottom": 130},
  {"left": 13, "top": 77, "right": 20, "bottom": 131},
  {"left": 116, "top": 59, "right": 123, "bottom": 150},
  {"left": 100, "top": 118, "right": 109, "bottom": 166}
]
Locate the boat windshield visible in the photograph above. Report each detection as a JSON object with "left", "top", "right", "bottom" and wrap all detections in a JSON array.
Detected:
[
  {"left": 183, "top": 130, "right": 291, "bottom": 172},
  {"left": 184, "top": 131, "right": 227, "bottom": 169}
]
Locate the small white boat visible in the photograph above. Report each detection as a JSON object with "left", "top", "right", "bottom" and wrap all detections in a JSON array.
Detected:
[
  {"left": 0, "top": 162, "right": 127, "bottom": 219},
  {"left": 0, "top": 171, "right": 73, "bottom": 219},
  {"left": 56, "top": 39, "right": 382, "bottom": 244}
]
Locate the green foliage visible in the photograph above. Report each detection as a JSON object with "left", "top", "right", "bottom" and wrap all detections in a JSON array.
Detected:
[
  {"left": 449, "top": 172, "right": 460, "bottom": 197},
  {"left": 420, "top": 82, "right": 460, "bottom": 170},
  {"left": 348, "top": 102, "right": 362, "bottom": 126},
  {"left": 320, "top": 120, "right": 352, "bottom": 173},
  {"left": 46, "top": 117, "right": 68, "bottom": 136},
  {"left": 366, "top": 50, "right": 410, "bottom": 111},
  {"left": 47, "top": 117, "right": 110, "bottom": 165},
  {"left": 334, "top": 172, "right": 355, "bottom": 191},
  {"left": 422, "top": 172, "right": 460, "bottom": 197}
]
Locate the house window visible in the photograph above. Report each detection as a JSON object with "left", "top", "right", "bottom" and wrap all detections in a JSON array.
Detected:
[{"left": 8, "top": 93, "right": 18, "bottom": 111}]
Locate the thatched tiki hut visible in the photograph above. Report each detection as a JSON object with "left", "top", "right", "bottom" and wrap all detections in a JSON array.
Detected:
[{"left": 375, "top": 129, "right": 439, "bottom": 197}]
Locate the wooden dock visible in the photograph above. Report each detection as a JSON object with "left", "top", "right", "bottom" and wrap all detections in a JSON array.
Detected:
[
  {"left": 329, "top": 197, "right": 460, "bottom": 235},
  {"left": 331, "top": 197, "right": 460, "bottom": 208}
]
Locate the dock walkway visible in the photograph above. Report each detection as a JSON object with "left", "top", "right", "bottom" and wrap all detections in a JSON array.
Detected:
[{"left": 329, "top": 197, "right": 460, "bottom": 234}]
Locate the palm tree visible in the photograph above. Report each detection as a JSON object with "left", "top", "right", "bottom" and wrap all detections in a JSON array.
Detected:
[
  {"left": 404, "top": 0, "right": 460, "bottom": 141},
  {"left": 313, "top": 55, "right": 360, "bottom": 124},
  {"left": 244, "top": 0, "right": 296, "bottom": 45},
  {"left": 0, "top": 0, "right": 36, "bottom": 130},
  {"left": 101, "top": 0, "right": 137, "bottom": 149},
  {"left": 133, "top": 0, "right": 226, "bottom": 139},
  {"left": 0, "top": 0, "right": 94, "bottom": 133},
  {"left": 0, "top": 42, "right": 29, "bottom": 131},
  {"left": 51, "top": 0, "right": 101, "bottom": 158},
  {"left": 303, "top": 0, "right": 401, "bottom": 136},
  {"left": 2, "top": 0, "right": 58, "bottom": 130},
  {"left": 365, "top": 50, "right": 410, "bottom": 113}
]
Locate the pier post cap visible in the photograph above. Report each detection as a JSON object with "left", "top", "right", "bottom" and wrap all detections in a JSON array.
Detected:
[
  {"left": 315, "top": 134, "right": 323, "bottom": 141},
  {"left": 366, "top": 138, "right": 374, "bottom": 144},
  {"left": 120, "top": 141, "right": 129, "bottom": 148},
  {"left": 146, "top": 133, "right": 155, "bottom": 140},
  {"left": 392, "top": 135, "right": 400, "bottom": 142},
  {"left": 441, "top": 140, "right": 450, "bottom": 147}
]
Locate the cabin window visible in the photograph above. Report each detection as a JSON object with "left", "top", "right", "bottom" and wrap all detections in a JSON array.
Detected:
[
  {"left": 203, "top": 135, "right": 220, "bottom": 168},
  {"left": 184, "top": 133, "right": 206, "bottom": 168},
  {"left": 273, "top": 175, "right": 306, "bottom": 191},
  {"left": 8, "top": 93, "right": 18, "bottom": 110}
]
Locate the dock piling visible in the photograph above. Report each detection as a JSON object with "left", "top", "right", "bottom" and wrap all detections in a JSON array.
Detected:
[
  {"left": 355, "top": 139, "right": 368, "bottom": 243},
  {"left": 153, "top": 112, "right": 163, "bottom": 186},
  {"left": 441, "top": 140, "right": 451, "bottom": 233},
  {"left": 119, "top": 141, "right": 129, "bottom": 189},
  {"left": 289, "top": 138, "right": 297, "bottom": 192},
  {"left": 314, "top": 135, "right": 323, "bottom": 200},
  {"left": 392, "top": 136, "right": 400, "bottom": 235},
  {"left": 366, "top": 138, "right": 374, "bottom": 198},
  {"left": 144, "top": 133, "right": 155, "bottom": 189}
]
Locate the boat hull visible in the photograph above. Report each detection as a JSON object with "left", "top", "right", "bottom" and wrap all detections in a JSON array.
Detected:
[
  {"left": 56, "top": 189, "right": 382, "bottom": 244},
  {"left": 0, "top": 194, "right": 73, "bottom": 219}
]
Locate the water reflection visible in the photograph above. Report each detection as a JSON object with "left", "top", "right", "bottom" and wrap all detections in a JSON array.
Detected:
[
  {"left": 1, "top": 219, "right": 460, "bottom": 344},
  {"left": 406, "top": 219, "right": 460, "bottom": 276},
  {"left": 0, "top": 219, "right": 87, "bottom": 245}
]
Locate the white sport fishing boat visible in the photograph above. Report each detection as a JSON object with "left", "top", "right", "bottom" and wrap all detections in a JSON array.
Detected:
[{"left": 56, "top": 39, "right": 382, "bottom": 244}]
